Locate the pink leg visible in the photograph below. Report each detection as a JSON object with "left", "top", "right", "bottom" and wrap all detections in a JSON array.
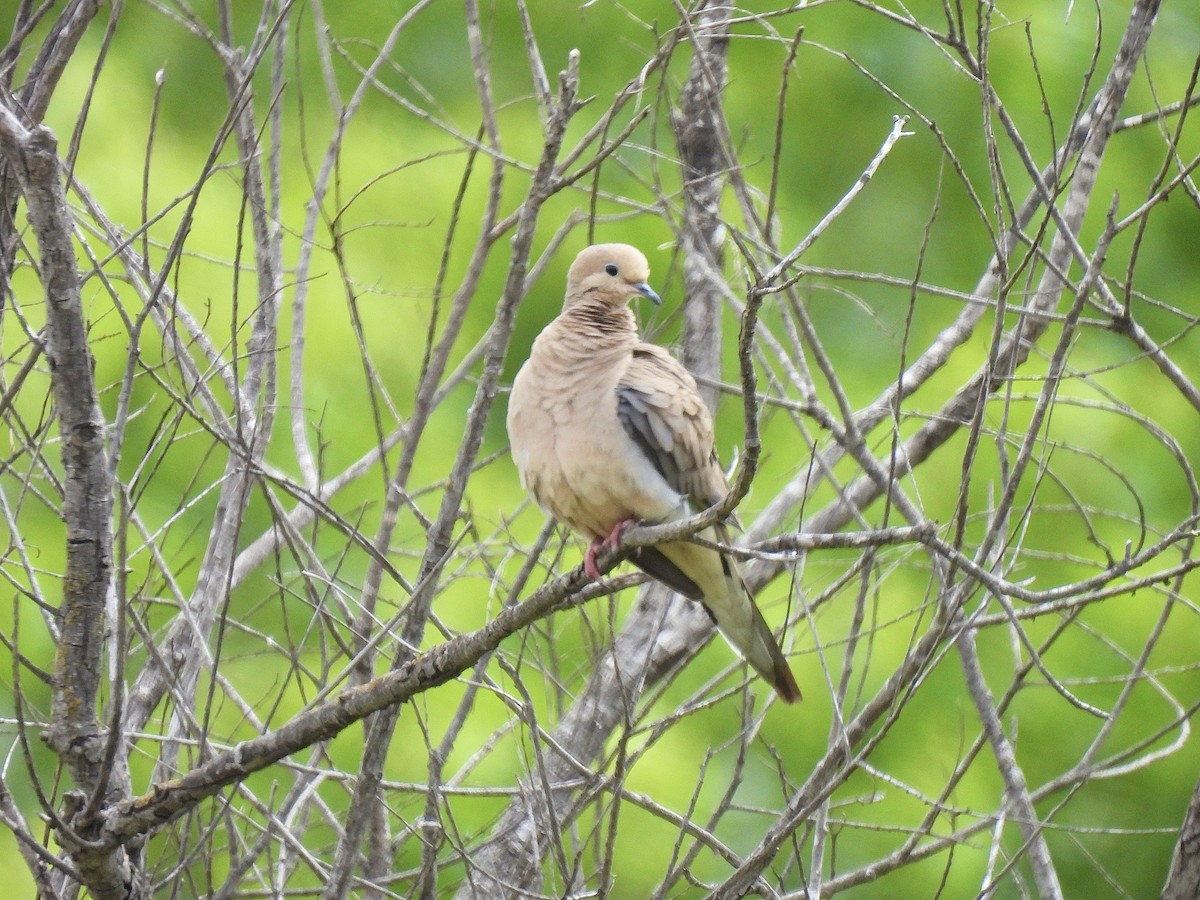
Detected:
[
  {"left": 583, "top": 518, "right": 639, "bottom": 580},
  {"left": 583, "top": 538, "right": 606, "bottom": 580}
]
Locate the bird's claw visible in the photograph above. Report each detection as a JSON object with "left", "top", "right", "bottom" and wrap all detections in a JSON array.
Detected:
[{"left": 583, "top": 518, "right": 638, "bottom": 580}]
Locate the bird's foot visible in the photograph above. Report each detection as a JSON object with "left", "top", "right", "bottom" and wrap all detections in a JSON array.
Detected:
[
  {"left": 583, "top": 541, "right": 605, "bottom": 580},
  {"left": 584, "top": 518, "right": 639, "bottom": 580}
]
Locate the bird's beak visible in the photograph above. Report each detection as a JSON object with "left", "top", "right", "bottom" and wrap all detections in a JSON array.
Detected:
[{"left": 634, "top": 282, "right": 661, "bottom": 306}]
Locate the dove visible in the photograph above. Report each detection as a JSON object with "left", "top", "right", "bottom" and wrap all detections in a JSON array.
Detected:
[{"left": 506, "top": 243, "right": 800, "bottom": 703}]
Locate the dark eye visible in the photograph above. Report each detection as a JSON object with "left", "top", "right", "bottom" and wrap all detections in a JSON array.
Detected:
[{"left": 604, "top": 263, "right": 619, "bottom": 277}]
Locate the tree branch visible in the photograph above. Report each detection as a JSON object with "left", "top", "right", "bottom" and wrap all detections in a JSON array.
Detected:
[{"left": 0, "top": 100, "right": 129, "bottom": 899}]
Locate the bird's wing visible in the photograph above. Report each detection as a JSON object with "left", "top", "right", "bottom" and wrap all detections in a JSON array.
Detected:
[
  {"left": 615, "top": 343, "right": 728, "bottom": 508},
  {"left": 614, "top": 343, "right": 802, "bottom": 704},
  {"left": 613, "top": 343, "right": 729, "bottom": 600}
]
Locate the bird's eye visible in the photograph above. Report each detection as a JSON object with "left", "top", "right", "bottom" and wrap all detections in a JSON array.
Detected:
[{"left": 604, "top": 263, "right": 619, "bottom": 277}]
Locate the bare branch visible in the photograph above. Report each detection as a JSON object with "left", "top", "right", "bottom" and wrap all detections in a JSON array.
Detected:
[{"left": 0, "top": 99, "right": 128, "bottom": 899}]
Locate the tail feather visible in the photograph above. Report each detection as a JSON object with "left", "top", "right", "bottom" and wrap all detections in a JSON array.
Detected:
[
  {"left": 748, "top": 604, "right": 802, "bottom": 703},
  {"left": 650, "top": 532, "right": 802, "bottom": 704}
]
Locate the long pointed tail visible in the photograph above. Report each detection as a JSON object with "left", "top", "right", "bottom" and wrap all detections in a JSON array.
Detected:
[
  {"left": 700, "top": 550, "right": 802, "bottom": 703},
  {"left": 632, "top": 534, "right": 801, "bottom": 703},
  {"left": 746, "top": 603, "right": 802, "bottom": 703}
]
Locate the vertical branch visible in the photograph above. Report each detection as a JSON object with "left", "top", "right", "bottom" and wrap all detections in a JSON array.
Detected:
[
  {"left": 0, "top": 103, "right": 132, "bottom": 899},
  {"left": 672, "top": 0, "right": 731, "bottom": 411},
  {"left": 0, "top": 109, "right": 108, "bottom": 776}
]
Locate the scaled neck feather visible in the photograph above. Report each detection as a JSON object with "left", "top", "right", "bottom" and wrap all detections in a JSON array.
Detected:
[{"left": 536, "top": 300, "right": 639, "bottom": 368}]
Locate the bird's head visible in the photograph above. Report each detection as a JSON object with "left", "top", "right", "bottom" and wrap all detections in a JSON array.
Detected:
[{"left": 564, "top": 243, "right": 661, "bottom": 310}]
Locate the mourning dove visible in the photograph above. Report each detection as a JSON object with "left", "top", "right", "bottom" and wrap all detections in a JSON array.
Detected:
[{"left": 507, "top": 243, "right": 801, "bottom": 703}]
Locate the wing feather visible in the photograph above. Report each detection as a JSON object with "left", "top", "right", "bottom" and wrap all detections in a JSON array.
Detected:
[{"left": 615, "top": 344, "right": 727, "bottom": 507}]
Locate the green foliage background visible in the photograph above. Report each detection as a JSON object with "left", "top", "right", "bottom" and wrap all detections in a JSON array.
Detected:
[{"left": 2, "top": 0, "right": 1200, "bottom": 895}]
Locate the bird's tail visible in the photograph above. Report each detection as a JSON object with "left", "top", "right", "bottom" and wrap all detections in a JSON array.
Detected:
[
  {"left": 638, "top": 530, "right": 802, "bottom": 704},
  {"left": 741, "top": 598, "right": 802, "bottom": 703},
  {"left": 700, "top": 526, "right": 801, "bottom": 703}
]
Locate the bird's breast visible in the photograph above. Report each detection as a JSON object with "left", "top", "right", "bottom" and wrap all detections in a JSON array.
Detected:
[{"left": 508, "top": 362, "right": 679, "bottom": 538}]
